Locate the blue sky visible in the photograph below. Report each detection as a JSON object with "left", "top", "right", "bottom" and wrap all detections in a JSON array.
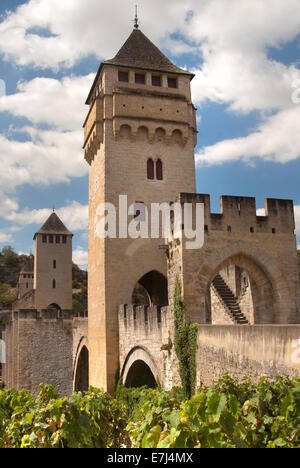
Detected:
[{"left": 0, "top": 0, "right": 300, "bottom": 269}]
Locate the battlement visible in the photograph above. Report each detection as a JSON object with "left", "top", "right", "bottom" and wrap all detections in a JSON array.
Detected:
[
  {"left": 12, "top": 309, "right": 75, "bottom": 321},
  {"left": 175, "top": 193, "right": 295, "bottom": 234},
  {"left": 118, "top": 305, "right": 169, "bottom": 336}
]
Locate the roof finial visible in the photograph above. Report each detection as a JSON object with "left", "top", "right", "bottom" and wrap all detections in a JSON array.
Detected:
[{"left": 134, "top": 4, "right": 139, "bottom": 29}]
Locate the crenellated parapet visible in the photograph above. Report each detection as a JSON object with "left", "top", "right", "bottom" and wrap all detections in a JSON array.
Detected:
[
  {"left": 174, "top": 193, "right": 295, "bottom": 235},
  {"left": 118, "top": 304, "right": 169, "bottom": 337}
]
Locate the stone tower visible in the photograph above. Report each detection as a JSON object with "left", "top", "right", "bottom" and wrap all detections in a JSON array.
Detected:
[
  {"left": 84, "top": 25, "right": 197, "bottom": 392},
  {"left": 33, "top": 212, "right": 73, "bottom": 311},
  {"left": 17, "top": 258, "right": 34, "bottom": 300}
]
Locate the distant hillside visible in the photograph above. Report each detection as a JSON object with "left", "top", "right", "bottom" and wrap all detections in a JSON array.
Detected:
[{"left": 0, "top": 246, "right": 87, "bottom": 313}]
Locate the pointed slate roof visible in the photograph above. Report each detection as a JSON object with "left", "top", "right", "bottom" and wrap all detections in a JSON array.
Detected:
[
  {"left": 34, "top": 212, "right": 73, "bottom": 239},
  {"left": 86, "top": 28, "right": 194, "bottom": 104},
  {"left": 105, "top": 28, "right": 193, "bottom": 76}
]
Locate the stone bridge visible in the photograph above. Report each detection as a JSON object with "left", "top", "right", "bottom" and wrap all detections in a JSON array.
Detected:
[
  {"left": 118, "top": 305, "right": 300, "bottom": 389},
  {"left": 118, "top": 305, "right": 180, "bottom": 389}
]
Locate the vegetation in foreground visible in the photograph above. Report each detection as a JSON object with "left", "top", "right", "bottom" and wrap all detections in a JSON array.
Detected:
[{"left": 0, "top": 374, "right": 299, "bottom": 448}]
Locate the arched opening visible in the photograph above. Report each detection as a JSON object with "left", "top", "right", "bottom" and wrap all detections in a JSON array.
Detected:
[
  {"left": 207, "top": 255, "right": 275, "bottom": 325},
  {"left": 156, "top": 159, "right": 163, "bottom": 181},
  {"left": 132, "top": 283, "right": 151, "bottom": 306},
  {"left": 147, "top": 158, "right": 154, "bottom": 180},
  {"left": 74, "top": 346, "right": 89, "bottom": 392},
  {"left": 119, "top": 124, "right": 131, "bottom": 139},
  {"left": 172, "top": 129, "right": 183, "bottom": 145},
  {"left": 132, "top": 270, "right": 168, "bottom": 306},
  {"left": 47, "top": 303, "right": 61, "bottom": 312},
  {"left": 137, "top": 126, "right": 149, "bottom": 142},
  {"left": 154, "top": 127, "right": 166, "bottom": 143},
  {"left": 125, "top": 360, "right": 157, "bottom": 388}
]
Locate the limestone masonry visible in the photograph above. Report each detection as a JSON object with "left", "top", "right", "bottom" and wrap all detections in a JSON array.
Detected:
[{"left": 0, "top": 25, "right": 299, "bottom": 395}]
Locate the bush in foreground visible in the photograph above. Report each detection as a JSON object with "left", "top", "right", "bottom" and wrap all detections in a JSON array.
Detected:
[{"left": 0, "top": 375, "right": 299, "bottom": 448}]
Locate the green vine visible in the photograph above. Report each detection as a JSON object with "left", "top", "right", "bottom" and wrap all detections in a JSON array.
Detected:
[{"left": 173, "top": 276, "right": 198, "bottom": 399}]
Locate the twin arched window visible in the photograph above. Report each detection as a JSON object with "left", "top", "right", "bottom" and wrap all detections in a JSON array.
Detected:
[{"left": 147, "top": 159, "right": 163, "bottom": 180}]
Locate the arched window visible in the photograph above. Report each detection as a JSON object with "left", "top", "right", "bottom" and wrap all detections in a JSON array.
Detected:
[
  {"left": 156, "top": 159, "right": 163, "bottom": 181},
  {"left": 147, "top": 159, "right": 154, "bottom": 180}
]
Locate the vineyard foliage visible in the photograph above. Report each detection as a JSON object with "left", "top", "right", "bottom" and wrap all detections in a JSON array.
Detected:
[{"left": 0, "top": 375, "right": 299, "bottom": 448}]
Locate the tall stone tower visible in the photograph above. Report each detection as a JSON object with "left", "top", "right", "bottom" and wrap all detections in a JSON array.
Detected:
[
  {"left": 33, "top": 212, "right": 73, "bottom": 310},
  {"left": 17, "top": 258, "right": 34, "bottom": 300},
  {"left": 84, "top": 25, "right": 197, "bottom": 392}
]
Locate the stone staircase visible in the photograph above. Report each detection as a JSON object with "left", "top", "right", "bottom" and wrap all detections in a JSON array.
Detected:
[{"left": 212, "top": 274, "right": 249, "bottom": 324}]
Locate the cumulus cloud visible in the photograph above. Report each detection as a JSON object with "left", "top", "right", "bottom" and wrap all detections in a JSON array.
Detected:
[
  {"left": 0, "top": 74, "right": 94, "bottom": 131},
  {"left": 73, "top": 246, "right": 88, "bottom": 271},
  {"left": 0, "top": 0, "right": 194, "bottom": 69},
  {"left": 0, "top": 74, "right": 92, "bottom": 201},
  {"left": 4, "top": 201, "right": 88, "bottom": 233},
  {"left": 196, "top": 105, "right": 300, "bottom": 166},
  {"left": 0, "top": 232, "right": 13, "bottom": 244}
]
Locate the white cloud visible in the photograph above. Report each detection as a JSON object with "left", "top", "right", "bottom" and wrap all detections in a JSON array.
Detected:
[
  {"left": 0, "top": 232, "right": 13, "bottom": 244},
  {"left": 4, "top": 201, "right": 88, "bottom": 233},
  {"left": 0, "top": 74, "right": 94, "bottom": 131},
  {"left": 0, "top": 128, "right": 87, "bottom": 193},
  {"left": 196, "top": 105, "right": 300, "bottom": 166},
  {"left": 0, "top": 0, "right": 194, "bottom": 70},
  {"left": 0, "top": 73, "right": 93, "bottom": 205},
  {"left": 73, "top": 246, "right": 88, "bottom": 271}
]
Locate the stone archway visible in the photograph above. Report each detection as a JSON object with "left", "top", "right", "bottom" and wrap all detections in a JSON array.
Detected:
[
  {"left": 132, "top": 270, "right": 168, "bottom": 306},
  {"left": 207, "top": 255, "right": 275, "bottom": 324},
  {"left": 74, "top": 342, "right": 89, "bottom": 392},
  {"left": 122, "top": 347, "right": 160, "bottom": 388},
  {"left": 184, "top": 242, "right": 294, "bottom": 325},
  {"left": 125, "top": 360, "right": 157, "bottom": 388}
]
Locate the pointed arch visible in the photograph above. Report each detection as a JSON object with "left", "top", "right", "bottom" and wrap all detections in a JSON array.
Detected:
[
  {"left": 156, "top": 159, "right": 163, "bottom": 180},
  {"left": 147, "top": 158, "right": 154, "bottom": 180}
]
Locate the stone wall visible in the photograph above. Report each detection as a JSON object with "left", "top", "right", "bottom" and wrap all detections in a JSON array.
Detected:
[
  {"left": 167, "top": 193, "right": 300, "bottom": 326},
  {"left": 119, "top": 305, "right": 180, "bottom": 389},
  {"left": 3, "top": 310, "right": 88, "bottom": 396},
  {"left": 196, "top": 325, "right": 300, "bottom": 387}
]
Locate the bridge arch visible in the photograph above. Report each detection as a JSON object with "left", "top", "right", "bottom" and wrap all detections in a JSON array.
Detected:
[
  {"left": 73, "top": 337, "right": 89, "bottom": 392},
  {"left": 121, "top": 346, "right": 160, "bottom": 388},
  {"left": 194, "top": 242, "right": 293, "bottom": 324}
]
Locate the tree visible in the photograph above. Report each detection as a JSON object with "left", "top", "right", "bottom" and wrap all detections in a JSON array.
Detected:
[{"left": 1, "top": 246, "right": 18, "bottom": 268}]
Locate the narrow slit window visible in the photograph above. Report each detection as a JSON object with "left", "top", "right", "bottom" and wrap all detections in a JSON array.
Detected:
[
  {"left": 62, "top": 235, "right": 67, "bottom": 244},
  {"left": 52, "top": 280, "right": 56, "bottom": 289},
  {"left": 156, "top": 159, "right": 163, "bottom": 181},
  {"left": 49, "top": 235, "right": 54, "bottom": 244},
  {"left": 53, "top": 260, "right": 56, "bottom": 269},
  {"left": 56, "top": 235, "right": 60, "bottom": 244},
  {"left": 42, "top": 235, "right": 47, "bottom": 243},
  {"left": 147, "top": 159, "right": 154, "bottom": 180}
]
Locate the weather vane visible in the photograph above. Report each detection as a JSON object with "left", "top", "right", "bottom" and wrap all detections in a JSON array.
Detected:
[{"left": 134, "top": 4, "right": 139, "bottom": 29}]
